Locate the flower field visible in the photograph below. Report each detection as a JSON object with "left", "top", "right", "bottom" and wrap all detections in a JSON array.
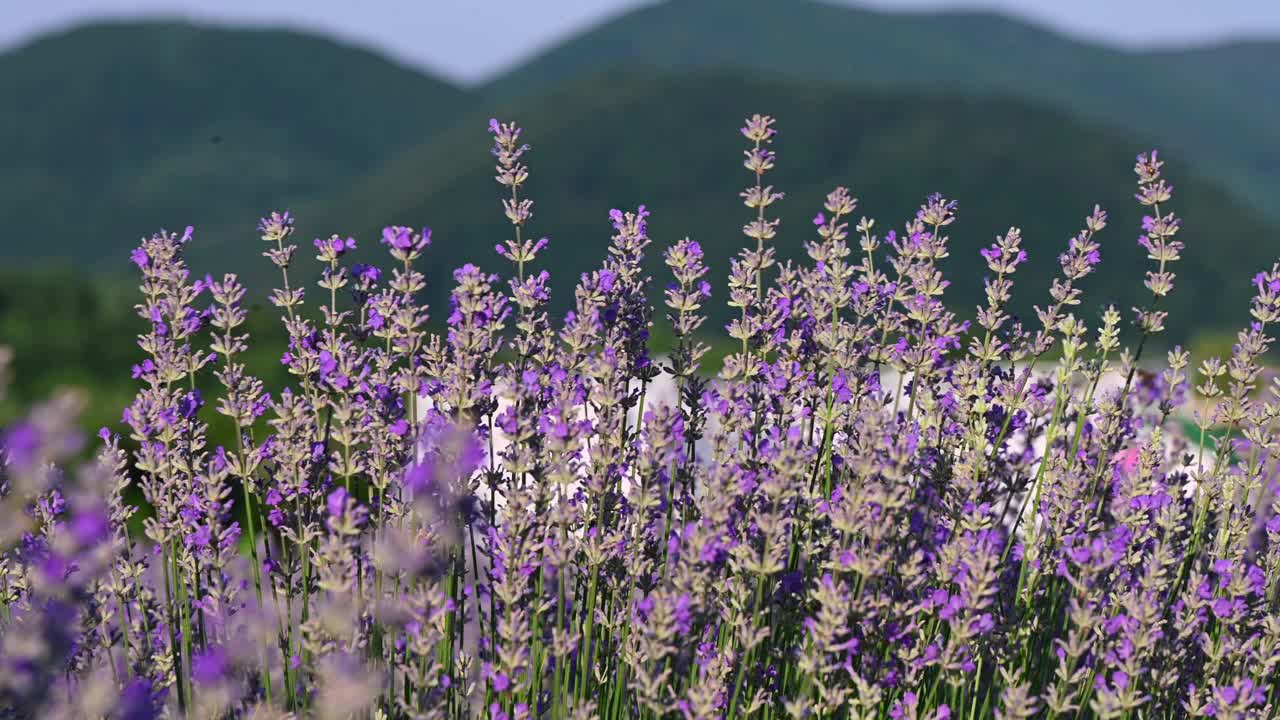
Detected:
[{"left": 2, "top": 114, "right": 1280, "bottom": 719}]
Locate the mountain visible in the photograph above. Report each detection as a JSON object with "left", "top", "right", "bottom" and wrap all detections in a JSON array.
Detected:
[
  {"left": 5, "top": 69, "right": 1273, "bottom": 437},
  {"left": 0, "top": 21, "right": 474, "bottom": 273},
  {"left": 481, "top": 0, "right": 1280, "bottom": 217},
  {"left": 5, "top": 14, "right": 1275, "bottom": 440},
  {"left": 299, "top": 70, "right": 1279, "bottom": 347}
]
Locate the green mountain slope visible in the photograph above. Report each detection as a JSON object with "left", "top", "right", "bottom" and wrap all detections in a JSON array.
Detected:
[
  {"left": 0, "top": 20, "right": 474, "bottom": 273},
  {"left": 300, "top": 71, "right": 1278, "bottom": 346},
  {"left": 482, "top": 0, "right": 1280, "bottom": 217},
  {"left": 6, "top": 71, "right": 1274, "bottom": 438}
]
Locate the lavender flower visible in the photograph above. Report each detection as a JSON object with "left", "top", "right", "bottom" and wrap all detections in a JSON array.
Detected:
[{"left": 2, "top": 113, "right": 1278, "bottom": 720}]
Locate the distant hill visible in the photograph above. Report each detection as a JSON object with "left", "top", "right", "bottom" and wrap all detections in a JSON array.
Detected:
[
  {"left": 300, "top": 70, "right": 1278, "bottom": 347},
  {"left": 482, "top": 0, "right": 1280, "bottom": 218},
  {"left": 0, "top": 11, "right": 1274, "bottom": 344},
  {"left": 4, "top": 11, "right": 1276, "bottom": 441},
  {"left": 0, "top": 21, "right": 474, "bottom": 273},
  {"left": 4, "top": 68, "right": 1275, "bottom": 438}
]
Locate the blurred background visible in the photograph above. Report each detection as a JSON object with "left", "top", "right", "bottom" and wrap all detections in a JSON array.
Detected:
[{"left": 2, "top": 0, "right": 1277, "bottom": 438}]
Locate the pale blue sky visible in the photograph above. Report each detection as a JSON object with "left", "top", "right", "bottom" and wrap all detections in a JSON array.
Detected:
[{"left": 3, "top": 0, "right": 1277, "bottom": 84}]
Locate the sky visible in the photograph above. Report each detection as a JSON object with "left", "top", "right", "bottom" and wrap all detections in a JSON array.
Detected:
[{"left": 3, "top": 0, "right": 1278, "bottom": 84}]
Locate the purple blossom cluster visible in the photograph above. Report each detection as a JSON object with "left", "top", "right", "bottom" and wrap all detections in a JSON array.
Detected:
[{"left": 3, "top": 115, "right": 1280, "bottom": 720}]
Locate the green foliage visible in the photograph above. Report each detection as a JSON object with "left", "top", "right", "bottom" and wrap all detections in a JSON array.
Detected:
[
  {"left": 1189, "top": 330, "right": 1244, "bottom": 364},
  {"left": 0, "top": 20, "right": 474, "bottom": 273},
  {"left": 485, "top": 0, "right": 1280, "bottom": 218},
  {"left": 0, "top": 269, "right": 292, "bottom": 443},
  {"left": 0, "top": 271, "right": 137, "bottom": 425}
]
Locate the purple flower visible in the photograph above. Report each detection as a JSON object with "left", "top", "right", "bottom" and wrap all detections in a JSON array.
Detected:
[
  {"left": 191, "top": 646, "right": 229, "bottom": 685},
  {"left": 1266, "top": 514, "right": 1280, "bottom": 535},
  {"left": 177, "top": 389, "right": 203, "bottom": 419},
  {"left": 70, "top": 509, "right": 110, "bottom": 546},
  {"left": 352, "top": 263, "right": 380, "bottom": 284},
  {"left": 673, "top": 594, "right": 693, "bottom": 634},
  {"left": 327, "top": 486, "right": 349, "bottom": 519},
  {"left": 381, "top": 225, "right": 431, "bottom": 253},
  {"left": 598, "top": 269, "right": 616, "bottom": 293},
  {"left": 1, "top": 422, "right": 39, "bottom": 467},
  {"left": 382, "top": 226, "right": 410, "bottom": 249},
  {"left": 116, "top": 678, "right": 160, "bottom": 720},
  {"left": 130, "top": 359, "right": 155, "bottom": 379},
  {"left": 187, "top": 525, "right": 212, "bottom": 549}
]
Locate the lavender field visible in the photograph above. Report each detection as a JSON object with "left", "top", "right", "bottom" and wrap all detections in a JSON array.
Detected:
[{"left": 2, "top": 108, "right": 1279, "bottom": 719}]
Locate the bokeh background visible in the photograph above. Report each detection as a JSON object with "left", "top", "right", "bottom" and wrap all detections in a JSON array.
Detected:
[{"left": 2, "top": 0, "right": 1277, "bottom": 439}]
